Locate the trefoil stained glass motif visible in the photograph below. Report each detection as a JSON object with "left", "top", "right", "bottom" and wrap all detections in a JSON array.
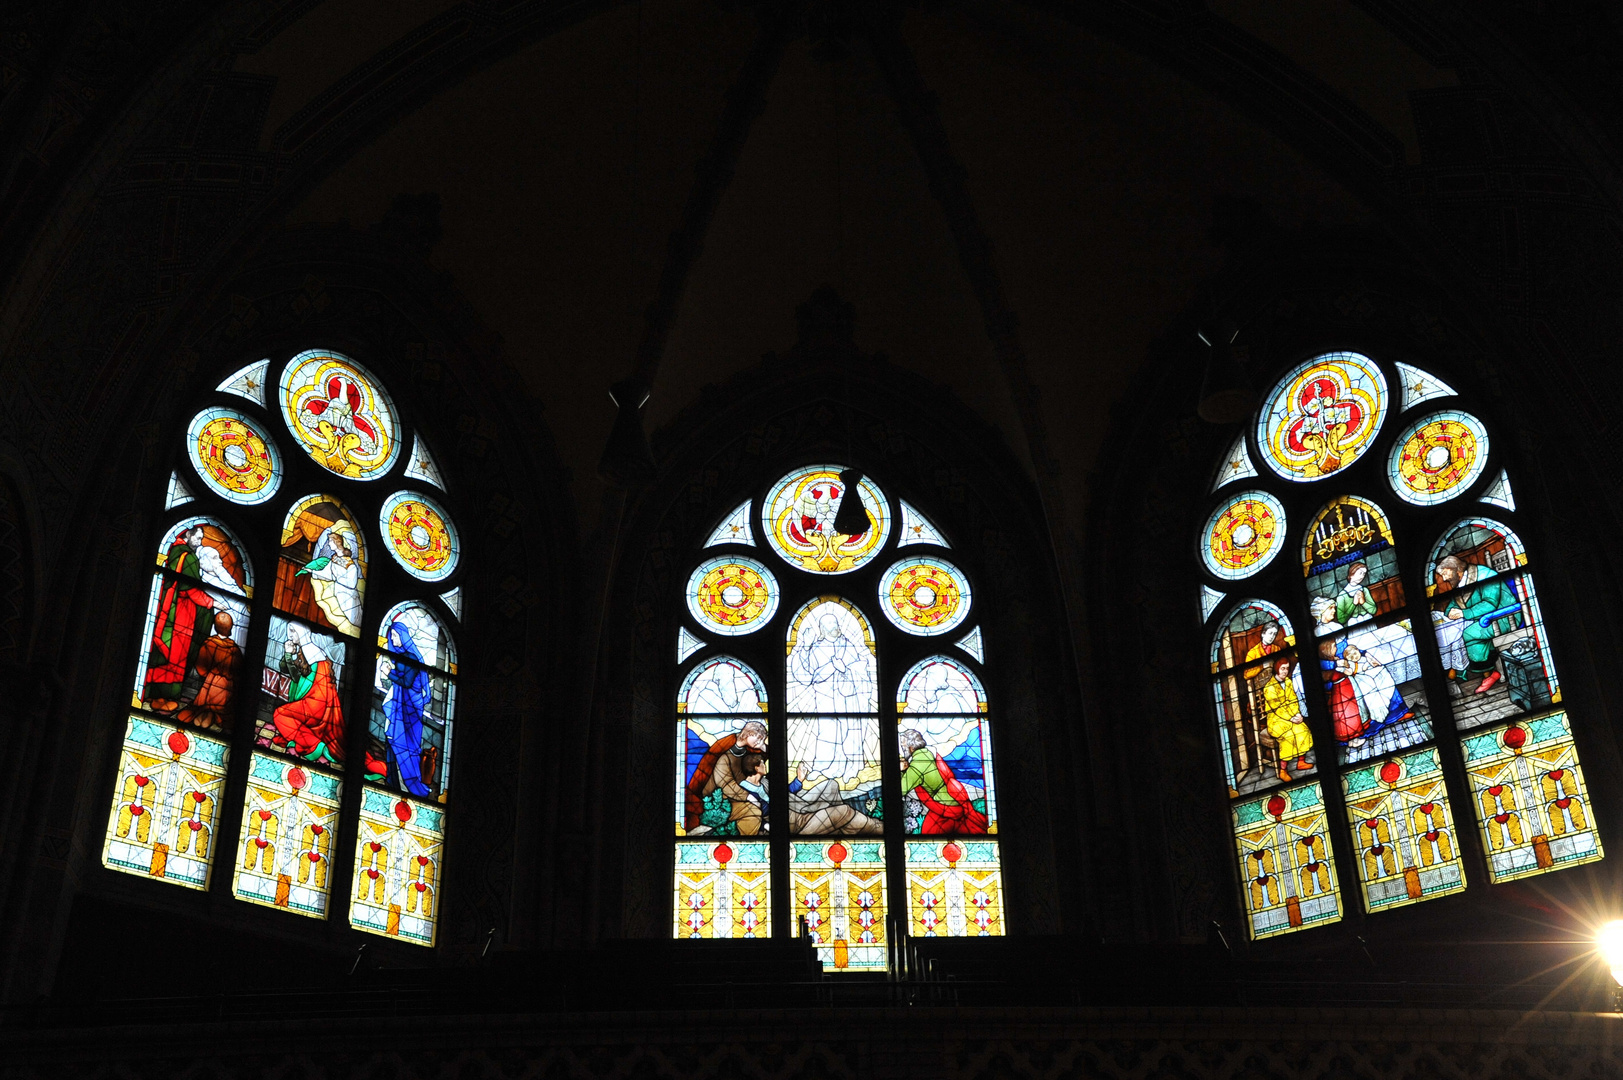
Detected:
[
  {"left": 1256, "top": 352, "right": 1388, "bottom": 482},
  {"left": 762, "top": 466, "right": 890, "bottom": 574},
  {"left": 279, "top": 350, "right": 402, "bottom": 481}
]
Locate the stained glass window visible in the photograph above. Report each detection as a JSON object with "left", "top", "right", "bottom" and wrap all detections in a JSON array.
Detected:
[
  {"left": 107, "top": 348, "right": 463, "bottom": 946},
  {"left": 675, "top": 466, "right": 1003, "bottom": 963},
  {"left": 1199, "top": 352, "right": 1602, "bottom": 939},
  {"left": 1212, "top": 431, "right": 1259, "bottom": 490}
]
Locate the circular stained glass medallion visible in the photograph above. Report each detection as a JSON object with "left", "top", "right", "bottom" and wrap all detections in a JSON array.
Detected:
[
  {"left": 881, "top": 556, "right": 971, "bottom": 637},
  {"left": 380, "top": 491, "right": 460, "bottom": 582},
  {"left": 279, "top": 350, "right": 402, "bottom": 481},
  {"left": 1202, "top": 490, "right": 1286, "bottom": 581},
  {"left": 687, "top": 556, "right": 779, "bottom": 636},
  {"left": 1256, "top": 352, "right": 1389, "bottom": 482},
  {"left": 761, "top": 465, "right": 890, "bottom": 575},
  {"left": 187, "top": 407, "right": 282, "bottom": 505},
  {"left": 1389, "top": 409, "right": 1489, "bottom": 506}
]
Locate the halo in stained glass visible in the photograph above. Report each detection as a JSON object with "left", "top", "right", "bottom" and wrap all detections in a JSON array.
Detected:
[
  {"left": 380, "top": 491, "right": 460, "bottom": 583},
  {"left": 678, "top": 656, "right": 769, "bottom": 713},
  {"left": 1256, "top": 352, "right": 1388, "bottom": 482},
  {"left": 686, "top": 556, "right": 779, "bottom": 636},
  {"left": 279, "top": 350, "right": 402, "bottom": 481},
  {"left": 1202, "top": 491, "right": 1286, "bottom": 581},
  {"left": 378, "top": 601, "right": 457, "bottom": 673},
  {"left": 762, "top": 465, "right": 890, "bottom": 575},
  {"left": 880, "top": 556, "right": 971, "bottom": 637},
  {"left": 1389, "top": 409, "right": 1489, "bottom": 507},
  {"left": 186, "top": 407, "right": 282, "bottom": 505}
]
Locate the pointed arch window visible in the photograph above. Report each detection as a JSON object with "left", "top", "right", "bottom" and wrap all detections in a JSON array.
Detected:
[
  {"left": 104, "top": 350, "right": 464, "bottom": 948},
  {"left": 1200, "top": 351, "right": 1602, "bottom": 941},
  {"left": 674, "top": 466, "right": 1004, "bottom": 969}
]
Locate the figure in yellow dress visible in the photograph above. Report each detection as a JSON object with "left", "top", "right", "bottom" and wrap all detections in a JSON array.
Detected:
[{"left": 1262, "top": 656, "right": 1313, "bottom": 784}]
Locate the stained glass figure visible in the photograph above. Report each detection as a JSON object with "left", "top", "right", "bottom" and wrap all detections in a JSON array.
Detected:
[
  {"left": 1212, "top": 431, "right": 1259, "bottom": 491},
  {"left": 898, "top": 716, "right": 996, "bottom": 835},
  {"left": 791, "top": 840, "right": 887, "bottom": 970},
  {"left": 1303, "top": 496, "right": 1404, "bottom": 636},
  {"left": 897, "top": 657, "right": 988, "bottom": 713},
  {"left": 1389, "top": 409, "right": 1489, "bottom": 507},
  {"left": 762, "top": 465, "right": 891, "bottom": 575},
  {"left": 1480, "top": 469, "right": 1517, "bottom": 512},
  {"left": 678, "top": 716, "right": 769, "bottom": 836},
  {"left": 232, "top": 752, "right": 342, "bottom": 917},
  {"left": 350, "top": 791, "right": 444, "bottom": 946},
  {"left": 881, "top": 556, "right": 971, "bottom": 637},
  {"left": 786, "top": 598, "right": 876, "bottom": 713},
  {"left": 256, "top": 616, "right": 350, "bottom": 767},
  {"left": 439, "top": 587, "right": 463, "bottom": 621},
  {"left": 279, "top": 350, "right": 402, "bottom": 481},
  {"left": 276, "top": 496, "right": 367, "bottom": 637},
  {"left": 186, "top": 407, "right": 283, "bottom": 506},
  {"left": 1230, "top": 782, "right": 1342, "bottom": 940},
  {"left": 898, "top": 500, "right": 949, "bottom": 548},
  {"left": 404, "top": 435, "right": 445, "bottom": 490},
  {"left": 1426, "top": 517, "right": 1527, "bottom": 597},
  {"left": 1201, "top": 491, "right": 1286, "bottom": 580},
  {"left": 1200, "top": 585, "right": 1225, "bottom": 624},
  {"left": 1460, "top": 712, "right": 1603, "bottom": 882},
  {"left": 785, "top": 717, "right": 883, "bottom": 835},
  {"left": 677, "top": 627, "right": 705, "bottom": 663},
  {"left": 675, "top": 840, "right": 770, "bottom": 939},
  {"left": 1213, "top": 649, "right": 1314, "bottom": 797},
  {"left": 1256, "top": 352, "right": 1388, "bottom": 482},
  {"left": 1209, "top": 600, "right": 1295, "bottom": 674},
  {"left": 1316, "top": 618, "right": 1434, "bottom": 765},
  {"left": 906, "top": 840, "right": 1004, "bottom": 937},
  {"left": 1394, "top": 361, "right": 1459, "bottom": 413},
  {"left": 686, "top": 556, "right": 779, "bottom": 636},
  {"left": 1340, "top": 746, "right": 1467, "bottom": 911},
  {"left": 370, "top": 606, "right": 456, "bottom": 799},
  {"left": 705, "top": 501, "right": 755, "bottom": 548},
  {"left": 165, "top": 471, "right": 194, "bottom": 510},
  {"left": 102, "top": 717, "right": 229, "bottom": 889},
  {"left": 216, "top": 358, "right": 270, "bottom": 405},
  {"left": 381, "top": 491, "right": 460, "bottom": 583},
  {"left": 954, "top": 626, "right": 985, "bottom": 663},
  {"left": 679, "top": 656, "right": 768, "bottom": 714},
  {"left": 1433, "top": 572, "right": 1559, "bottom": 730}
]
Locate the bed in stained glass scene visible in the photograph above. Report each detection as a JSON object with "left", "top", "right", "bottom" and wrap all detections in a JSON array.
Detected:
[
  {"left": 232, "top": 753, "right": 342, "bottom": 917},
  {"left": 1209, "top": 601, "right": 1314, "bottom": 795},
  {"left": 1255, "top": 351, "right": 1388, "bottom": 482},
  {"left": 1340, "top": 746, "right": 1467, "bottom": 912},
  {"left": 350, "top": 791, "right": 444, "bottom": 946},
  {"left": 1231, "top": 782, "right": 1342, "bottom": 940},
  {"left": 1302, "top": 495, "right": 1404, "bottom": 636},
  {"left": 1316, "top": 618, "right": 1434, "bottom": 766},
  {"left": 905, "top": 840, "right": 1004, "bottom": 937},
  {"left": 1460, "top": 712, "right": 1603, "bottom": 883},
  {"left": 102, "top": 717, "right": 229, "bottom": 889},
  {"left": 675, "top": 840, "right": 770, "bottom": 940},
  {"left": 792, "top": 840, "right": 887, "bottom": 971},
  {"left": 275, "top": 495, "right": 367, "bottom": 638}
]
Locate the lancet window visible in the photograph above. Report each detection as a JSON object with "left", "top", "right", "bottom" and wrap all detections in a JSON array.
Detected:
[
  {"left": 675, "top": 466, "right": 1002, "bottom": 970},
  {"left": 106, "top": 350, "right": 464, "bottom": 947},
  {"left": 1199, "top": 352, "right": 1601, "bottom": 940}
]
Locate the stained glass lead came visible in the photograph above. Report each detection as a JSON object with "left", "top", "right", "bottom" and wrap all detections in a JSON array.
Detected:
[
  {"left": 381, "top": 490, "right": 460, "bottom": 583},
  {"left": 215, "top": 358, "right": 270, "bottom": 406},
  {"left": 1255, "top": 352, "right": 1389, "bottom": 482},
  {"left": 1201, "top": 491, "right": 1286, "bottom": 581},
  {"left": 187, "top": 407, "right": 283, "bottom": 506},
  {"left": 1388, "top": 409, "right": 1490, "bottom": 507},
  {"left": 279, "top": 350, "right": 403, "bottom": 481},
  {"left": 897, "top": 500, "right": 949, "bottom": 548},
  {"left": 762, "top": 465, "right": 891, "bottom": 575},
  {"left": 704, "top": 501, "right": 756, "bottom": 548},
  {"left": 276, "top": 496, "right": 368, "bottom": 637}
]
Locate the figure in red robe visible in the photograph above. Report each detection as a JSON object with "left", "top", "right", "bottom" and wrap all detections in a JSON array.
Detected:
[
  {"left": 144, "top": 526, "right": 215, "bottom": 712},
  {"left": 271, "top": 623, "right": 345, "bottom": 766}
]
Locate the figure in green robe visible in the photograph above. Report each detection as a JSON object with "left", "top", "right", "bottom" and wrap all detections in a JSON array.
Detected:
[
  {"left": 1435, "top": 555, "right": 1519, "bottom": 693},
  {"left": 900, "top": 729, "right": 988, "bottom": 835},
  {"left": 1334, "top": 561, "right": 1379, "bottom": 627}
]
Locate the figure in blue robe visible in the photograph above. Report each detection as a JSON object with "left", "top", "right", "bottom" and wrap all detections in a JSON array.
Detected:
[{"left": 383, "top": 621, "right": 433, "bottom": 796}]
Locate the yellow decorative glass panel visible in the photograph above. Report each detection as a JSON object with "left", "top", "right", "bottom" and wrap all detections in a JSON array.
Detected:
[
  {"left": 674, "top": 840, "right": 770, "bottom": 939},
  {"left": 350, "top": 791, "right": 444, "bottom": 946},
  {"left": 1340, "top": 746, "right": 1467, "bottom": 911},
  {"left": 1230, "top": 782, "right": 1342, "bottom": 940},
  {"left": 905, "top": 839, "right": 1004, "bottom": 937},
  {"left": 102, "top": 717, "right": 229, "bottom": 890},
  {"left": 791, "top": 840, "right": 886, "bottom": 971},
  {"left": 1460, "top": 712, "right": 1603, "bottom": 882},
  {"left": 232, "top": 752, "right": 342, "bottom": 918}
]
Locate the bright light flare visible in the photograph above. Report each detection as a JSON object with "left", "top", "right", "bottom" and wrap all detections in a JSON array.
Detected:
[{"left": 1598, "top": 920, "right": 1623, "bottom": 986}]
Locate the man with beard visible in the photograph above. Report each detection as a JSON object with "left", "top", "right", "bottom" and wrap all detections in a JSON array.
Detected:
[
  {"left": 685, "top": 720, "right": 769, "bottom": 836},
  {"left": 1434, "top": 555, "right": 1518, "bottom": 694}
]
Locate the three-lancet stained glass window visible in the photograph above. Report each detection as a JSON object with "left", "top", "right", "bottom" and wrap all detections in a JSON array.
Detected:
[
  {"left": 675, "top": 466, "right": 1002, "bottom": 970},
  {"left": 1198, "top": 350, "right": 1602, "bottom": 941},
  {"left": 105, "top": 349, "right": 464, "bottom": 948}
]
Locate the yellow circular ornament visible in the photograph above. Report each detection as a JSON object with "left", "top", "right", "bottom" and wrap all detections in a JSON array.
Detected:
[
  {"left": 1390, "top": 410, "right": 1488, "bottom": 507},
  {"left": 687, "top": 557, "right": 779, "bottom": 636},
  {"left": 187, "top": 408, "right": 281, "bottom": 505},
  {"left": 881, "top": 557, "right": 970, "bottom": 636},
  {"left": 1202, "top": 491, "right": 1285, "bottom": 581},
  {"left": 380, "top": 491, "right": 459, "bottom": 582}
]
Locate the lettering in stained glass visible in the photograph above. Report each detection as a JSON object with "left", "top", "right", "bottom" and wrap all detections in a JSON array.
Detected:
[
  {"left": 1460, "top": 712, "right": 1602, "bottom": 882},
  {"left": 1394, "top": 361, "right": 1458, "bottom": 413},
  {"left": 232, "top": 753, "right": 342, "bottom": 917},
  {"left": 897, "top": 500, "right": 949, "bottom": 548},
  {"left": 705, "top": 501, "right": 755, "bottom": 548},
  {"left": 880, "top": 556, "right": 971, "bottom": 637},
  {"left": 1212, "top": 430, "right": 1258, "bottom": 491},
  {"left": 762, "top": 465, "right": 890, "bottom": 575},
  {"left": 1316, "top": 618, "right": 1434, "bottom": 766},
  {"left": 165, "top": 471, "right": 194, "bottom": 510},
  {"left": 1340, "top": 746, "right": 1467, "bottom": 911},
  {"left": 686, "top": 556, "right": 778, "bottom": 637},
  {"left": 1202, "top": 491, "right": 1286, "bottom": 580},
  {"left": 791, "top": 841, "right": 887, "bottom": 971},
  {"left": 279, "top": 350, "right": 402, "bottom": 481},
  {"left": 905, "top": 840, "right": 1004, "bottom": 937},
  {"left": 381, "top": 491, "right": 460, "bottom": 583},
  {"left": 187, "top": 407, "right": 283, "bottom": 506},
  {"left": 1231, "top": 782, "right": 1342, "bottom": 940},
  {"left": 1303, "top": 496, "right": 1404, "bottom": 636},
  {"left": 216, "top": 358, "right": 270, "bottom": 406},
  {"left": 1256, "top": 352, "right": 1388, "bottom": 482},
  {"left": 102, "top": 717, "right": 229, "bottom": 889},
  {"left": 276, "top": 495, "right": 367, "bottom": 637},
  {"left": 404, "top": 434, "right": 445, "bottom": 490},
  {"left": 351, "top": 792, "right": 444, "bottom": 946},
  {"left": 675, "top": 840, "right": 770, "bottom": 939}
]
